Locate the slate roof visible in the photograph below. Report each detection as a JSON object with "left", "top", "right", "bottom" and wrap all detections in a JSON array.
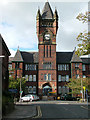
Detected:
[
  {"left": 81, "top": 58, "right": 90, "bottom": 64},
  {"left": 56, "top": 52, "right": 73, "bottom": 63},
  {"left": 9, "top": 57, "right": 13, "bottom": 63},
  {"left": 11, "top": 50, "right": 90, "bottom": 64},
  {"left": 20, "top": 51, "right": 38, "bottom": 63},
  {"left": 42, "top": 2, "right": 53, "bottom": 19},
  {"left": 12, "top": 49, "right": 23, "bottom": 62},
  {"left": 71, "top": 50, "right": 82, "bottom": 62}
]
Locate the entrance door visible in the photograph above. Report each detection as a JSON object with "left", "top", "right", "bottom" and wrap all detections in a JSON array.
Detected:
[{"left": 43, "top": 85, "right": 52, "bottom": 96}]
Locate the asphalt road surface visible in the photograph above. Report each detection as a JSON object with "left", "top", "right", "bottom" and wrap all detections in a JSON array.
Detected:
[{"left": 30, "top": 101, "right": 90, "bottom": 119}]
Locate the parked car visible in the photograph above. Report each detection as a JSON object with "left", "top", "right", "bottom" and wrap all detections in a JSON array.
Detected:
[
  {"left": 60, "top": 94, "right": 77, "bottom": 101},
  {"left": 21, "top": 94, "right": 39, "bottom": 102}
]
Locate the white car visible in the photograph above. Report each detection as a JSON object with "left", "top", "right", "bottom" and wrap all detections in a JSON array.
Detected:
[{"left": 21, "top": 94, "right": 39, "bottom": 102}]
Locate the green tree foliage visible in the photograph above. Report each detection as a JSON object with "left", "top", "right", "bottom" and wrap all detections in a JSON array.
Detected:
[
  {"left": 9, "top": 69, "right": 26, "bottom": 92},
  {"left": 76, "top": 12, "right": 90, "bottom": 56},
  {"left": 66, "top": 78, "right": 90, "bottom": 95}
]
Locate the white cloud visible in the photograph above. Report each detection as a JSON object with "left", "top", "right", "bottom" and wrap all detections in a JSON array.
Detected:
[
  {"left": 9, "top": 49, "right": 16, "bottom": 57},
  {"left": 0, "top": 2, "right": 88, "bottom": 56}
]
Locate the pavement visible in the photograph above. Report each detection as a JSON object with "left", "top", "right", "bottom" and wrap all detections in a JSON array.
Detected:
[
  {"left": 3, "top": 105, "right": 38, "bottom": 120},
  {"left": 16, "top": 100, "right": 89, "bottom": 105},
  {"left": 2, "top": 100, "right": 90, "bottom": 120}
]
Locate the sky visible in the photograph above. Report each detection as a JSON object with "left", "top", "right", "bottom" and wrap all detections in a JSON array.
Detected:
[{"left": 0, "top": 0, "right": 88, "bottom": 57}]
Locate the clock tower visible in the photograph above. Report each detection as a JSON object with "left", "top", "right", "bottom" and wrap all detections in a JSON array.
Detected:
[{"left": 36, "top": 2, "right": 58, "bottom": 96}]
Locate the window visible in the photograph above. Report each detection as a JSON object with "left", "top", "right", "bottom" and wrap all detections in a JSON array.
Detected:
[
  {"left": 67, "top": 64, "right": 69, "bottom": 70},
  {"left": 66, "top": 75, "right": 69, "bottom": 82},
  {"left": 27, "top": 64, "right": 30, "bottom": 70},
  {"left": 76, "top": 74, "right": 79, "bottom": 79},
  {"left": 47, "top": 46, "right": 48, "bottom": 57},
  {"left": 44, "top": 45, "right": 45, "bottom": 57},
  {"left": 59, "top": 86, "right": 69, "bottom": 94},
  {"left": 89, "top": 65, "right": 90, "bottom": 71},
  {"left": 58, "top": 86, "right": 61, "bottom": 94},
  {"left": 33, "top": 86, "right": 36, "bottom": 94},
  {"left": 66, "top": 87, "right": 69, "bottom": 93},
  {"left": 43, "top": 62, "right": 52, "bottom": 69},
  {"left": 58, "top": 64, "right": 69, "bottom": 71},
  {"left": 65, "top": 64, "right": 67, "bottom": 71},
  {"left": 58, "top": 75, "right": 61, "bottom": 82},
  {"left": 62, "top": 76, "right": 66, "bottom": 81},
  {"left": 25, "top": 86, "right": 28, "bottom": 94},
  {"left": 50, "top": 46, "right": 51, "bottom": 57},
  {"left": 15, "top": 62, "right": 20, "bottom": 69},
  {"left": 82, "top": 64, "right": 86, "bottom": 71},
  {"left": 25, "top": 64, "right": 36, "bottom": 71},
  {"left": 75, "top": 63, "right": 79, "bottom": 68},
  {"left": 44, "top": 74, "right": 51, "bottom": 81},
  {"left": 34, "top": 65, "right": 36, "bottom": 70},
  {"left": 83, "top": 75, "right": 86, "bottom": 78},
  {"left": 48, "top": 74, "right": 51, "bottom": 81},
  {"left": 9, "top": 64, "right": 12, "bottom": 70},
  {"left": 33, "top": 75, "right": 36, "bottom": 81},
  {"left": 44, "top": 74, "right": 47, "bottom": 80},
  {"left": 25, "top": 75, "right": 28, "bottom": 81},
  {"left": 25, "top": 64, "right": 28, "bottom": 70},
  {"left": 28, "top": 86, "right": 32, "bottom": 93},
  {"left": 62, "top": 86, "right": 65, "bottom": 94},
  {"left": 29, "top": 75, "right": 32, "bottom": 81}
]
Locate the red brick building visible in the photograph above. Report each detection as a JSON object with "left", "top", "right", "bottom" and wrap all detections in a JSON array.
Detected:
[{"left": 9, "top": 2, "right": 90, "bottom": 96}]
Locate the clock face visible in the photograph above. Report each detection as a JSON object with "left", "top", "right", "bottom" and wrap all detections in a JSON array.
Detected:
[{"left": 45, "top": 34, "right": 50, "bottom": 40}]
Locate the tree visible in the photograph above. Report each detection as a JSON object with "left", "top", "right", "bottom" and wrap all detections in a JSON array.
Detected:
[
  {"left": 66, "top": 78, "right": 90, "bottom": 96},
  {"left": 9, "top": 68, "right": 26, "bottom": 95},
  {"left": 76, "top": 12, "right": 90, "bottom": 56}
]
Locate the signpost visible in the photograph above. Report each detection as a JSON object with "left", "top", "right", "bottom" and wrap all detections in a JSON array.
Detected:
[{"left": 83, "top": 86, "right": 86, "bottom": 102}]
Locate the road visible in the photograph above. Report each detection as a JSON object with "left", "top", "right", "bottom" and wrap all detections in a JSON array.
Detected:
[{"left": 17, "top": 101, "right": 90, "bottom": 119}]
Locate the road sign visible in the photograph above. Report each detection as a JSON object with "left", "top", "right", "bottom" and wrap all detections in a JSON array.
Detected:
[
  {"left": 83, "top": 86, "right": 85, "bottom": 90},
  {"left": 20, "top": 91, "right": 23, "bottom": 93}
]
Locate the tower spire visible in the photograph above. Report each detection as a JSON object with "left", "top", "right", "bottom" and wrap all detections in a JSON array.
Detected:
[
  {"left": 18, "top": 46, "right": 19, "bottom": 50},
  {"left": 42, "top": 1, "right": 53, "bottom": 19}
]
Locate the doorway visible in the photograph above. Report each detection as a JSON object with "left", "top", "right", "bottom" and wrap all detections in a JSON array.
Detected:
[{"left": 42, "top": 83, "right": 52, "bottom": 96}]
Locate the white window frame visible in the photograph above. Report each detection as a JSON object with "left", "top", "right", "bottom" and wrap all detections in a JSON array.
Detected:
[
  {"left": 82, "top": 64, "right": 86, "bottom": 71},
  {"left": 62, "top": 76, "right": 66, "bottom": 82},
  {"left": 25, "top": 75, "right": 28, "bottom": 81},
  {"left": 33, "top": 75, "right": 36, "bottom": 81},
  {"left": 58, "top": 75, "right": 61, "bottom": 82},
  {"left": 48, "top": 74, "right": 51, "bottom": 81},
  {"left": 44, "top": 74, "right": 47, "bottom": 80},
  {"left": 29, "top": 75, "right": 32, "bottom": 81},
  {"left": 66, "top": 75, "right": 69, "bottom": 82}
]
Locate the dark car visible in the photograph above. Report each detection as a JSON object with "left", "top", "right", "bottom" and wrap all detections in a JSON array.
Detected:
[{"left": 61, "top": 94, "right": 77, "bottom": 101}]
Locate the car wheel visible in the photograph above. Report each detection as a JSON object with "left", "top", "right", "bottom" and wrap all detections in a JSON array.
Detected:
[{"left": 30, "top": 99, "right": 32, "bottom": 102}]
